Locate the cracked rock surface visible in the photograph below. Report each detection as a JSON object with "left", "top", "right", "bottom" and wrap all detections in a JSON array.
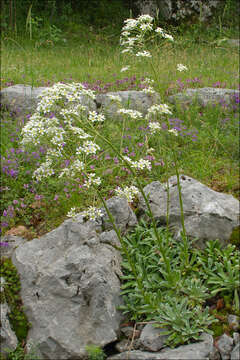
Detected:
[
  {"left": 11, "top": 198, "right": 134, "bottom": 359},
  {"left": 138, "top": 175, "right": 239, "bottom": 248}
]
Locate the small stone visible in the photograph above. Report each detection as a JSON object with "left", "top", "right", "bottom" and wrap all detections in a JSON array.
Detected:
[
  {"left": 216, "top": 333, "right": 234, "bottom": 360},
  {"left": 121, "top": 326, "right": 134, "bottom": 338},
  {"left": 108, "top": 333, "right": 214, "bottom": 360},
  {"left": 209, "top": 346, "right": 221, "bottom": 360},
  {"left": 231, "top": 343, "right": 240, "bottom": 360},
  {"left": 233, "top": 333, "right": 240, "bottom": 345},
  {"left": 139, "top": 324, "right": 168, "bottom": 352},
  {"left": 228, "top": 315, "right": 240, "bottom": 331},
  {"left": 115, "top": 339, "right": 130, "bottom": 353}
]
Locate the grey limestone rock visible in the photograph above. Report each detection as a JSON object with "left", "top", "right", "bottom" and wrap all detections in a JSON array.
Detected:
[
  {"left": 216, "top": 334, "right": 234, "bottom": 360},
  {"left": 231, "top": 343, "right": 240, "bottom": 360},
  {"left": 0, "top": 84, "right": 46, "bottom": 115},
  {"left": 138, "top": 175, "right": 239, "bottom": 248},
  {"left": 108, "top": 332, "right": 214, "bottom": 359},
  {"left": 233, "top": 333, "right": 240, "bottom": 345},
  {"left": 168, "top": 87, "right": 239, "bottom": 107},
  {"left": 101, "top": 196, "right": 137, "bottom": 233},
  {"left": 227, "top": 39, "right": 240, "bottom": 47},
  {"left": 95, "top": 91, "right": 161, "bottom": 118},
  {"left": 0, "top": 302, "right": 18, "bottom": 356},
  {"left": 0, "top": 84, "right": 96, "bottom": 116},
  {"left": 139, "top": 324, "right": 168, "bottom": 352},
  {"left": 99, "top": 230, "right": 121, "bottom": 248},
  {"left": 12, "top": 216, "right": 123, "bottom": 359},
  {"left": 115, "top": 339, "right": 130, "bottom": 353},
  {"left": 0, "top": 235, "right": 26, "bottom": 259},
  {"left": 228, "top": 315, "right": 240, "bottom": 331}
]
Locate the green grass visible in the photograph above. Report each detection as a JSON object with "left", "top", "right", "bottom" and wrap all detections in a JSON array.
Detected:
[
  {"left": 0, "top": 29, "right": 239, "bottom": 238},
  {"left": 1, "top": 33, "right": 239, "bottom": 94}
]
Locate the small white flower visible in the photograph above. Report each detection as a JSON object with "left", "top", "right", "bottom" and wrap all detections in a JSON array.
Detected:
[
  {"left": 67, "top": 207, "right": 77, "bottom": 219},
  {"left": 155, "top": 27, "right": 164, "bottom": 34},
  {"left": 139, "top": 23, "right": 153, "bottom": 31},
  {"left": 82, "top": 206, "right": 104, "bottom": 221},
  {"left": 132, "top": 159, "right": 152, "bottom": 171},
  {"left": 168, "top": 129, "right": 179, "bottom": 136},
  {"left": 136, "top": 50, "right": 152, "bottom": 58},
  {"left": 115, "top": 185, "right": 139, "bottom": 203},
  {"left": 107, "top": 94, "right": 122, "bottom": 103},
  {"left": 177, "top": 63, "right": 188, "bottom": 72},
  {"left": 84, "top": 173, "right": 102, "bottom": 188},
  {"left": 149, "top": 122, "right": 161, "bottom": 134},
  {"left": 141, "top": 86, "right": 156, "bottom": 95},
  {"left": 146, "top": 104, "right": 172, "bottom": 118},
  {"left": 76, "top": 141, "right": 100, "bottom": 155},
  {"left": 142, "top": 77, "right": 154, "bottom": 85},
  {"left": 163, "top": 33, "right": 174, "bottom": 41},
  {"left": 137, "top": 14, "right": 154, "bottom": 23},
  {"left": 120, "top": 66, "right": 130, "bottom": 72},
  {"left": 88, "top": 111, "right": 105, "bottom": 123},
  {"left": 117, "top": 109, "right": 143, "bottom": 119},
  {"left": 122, "top": 18, "right": 138, "bottom": 31},
  {"left": 33, "top": 159, "right": 55, "bottom": 181}
]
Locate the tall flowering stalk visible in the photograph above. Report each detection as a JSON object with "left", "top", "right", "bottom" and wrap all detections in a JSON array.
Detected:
[
  {"left": 119, "top": 14, "right": 189, "bottom": 266},
  {"left": 20, "top": 16, "right": 189, "bottom": 303}
]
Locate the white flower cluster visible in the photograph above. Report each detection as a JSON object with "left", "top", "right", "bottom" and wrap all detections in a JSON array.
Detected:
[
  {"left": 142, "top": 78, "right": 154, "bottom": 85},
  {"left": 140, "top": 78, "right": 156, "bottom": 94},
  {"left": 136, "top": 50, "right": 152, "bottom": 58},
  {"left": 149, "top": 122, "right": 161, "bottom": 134},
  {"left": 107, "top": 94, "right": 122, "bottom": 103},
  {"left": 60, "top": 105, "right": 87, "bottom": 120},
  {"left": 82, "top": 206, "right": 104, "bottom": 221},
  {"left": 141, "top": 87, "right": 156, "bottom": 95},
  {"left": 21, "top": 82, "right": 102, "bottom": 182},
  {"left": 123, "top": 156, "right": 152, "bottom": 171},
  {"left": 76, "top": 141, "right": 100, "bottom": 155},
  {"left": 120, "top": 66, "right": 131, "bottom": 72},
  {"left": 120, "top": 14, "right": 174, "bottom": 61},
  {"left": 177, "top": 63, "right": 188, "bottom": 72},
  {"left": 88, "top": 111, "right": 105, "bottom": 123},
  {"left": 67, "top": 207, "right": 77, "bottom": 219},
  {"left": 115, "top": 185, "right": 139, "bottom": 203},
  {"left": 117, "top": 108, "right": 143, "bottom": 119},
  {"left": 84, "top": 173, "right": 101, "bottom": 188},
  {"left": 146, "top": 104, "right": 172, "bottom": 119},
  {"left": 155, "top": 27, "right": 174, "bottom": 41},
  {"left": 33, "top": 159, "right": 55, "bottom": 181},
  {"left": 59, "top": 159, "right": 85, "bottom": 178},
  {"left": 168, "top": 129, "right": 179, "bottom": 136}
]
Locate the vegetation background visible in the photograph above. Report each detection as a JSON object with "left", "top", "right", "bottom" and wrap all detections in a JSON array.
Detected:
[{"left": 0, "top": 1, "right": 239, "bottom": 359}]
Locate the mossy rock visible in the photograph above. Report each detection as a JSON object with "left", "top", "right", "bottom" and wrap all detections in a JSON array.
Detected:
[{"left": 0, "top": 258, "right": 30, "bottom": 341}]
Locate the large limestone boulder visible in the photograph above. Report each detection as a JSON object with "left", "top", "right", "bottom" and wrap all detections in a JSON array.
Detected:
[
  {"left": 96, "top": 91, "right": 161, "bottom": 118},
  {"left": 108, "top": 332, "right": 214, "bottom": 359},
  {"left": 138, "top": 175, "right": 239, "bottom": 248},
  {"left": 11, "top": 208, "right": 129, "bottom": 359},
  {"left": 168, "top": 87, "right": 239, "bottom": 107},
  {"left": 0, "top": 302, "right": 18, "bottom": 357},
  {"left": 0, "top": 84, "right": 97, "bottom": 116}
]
